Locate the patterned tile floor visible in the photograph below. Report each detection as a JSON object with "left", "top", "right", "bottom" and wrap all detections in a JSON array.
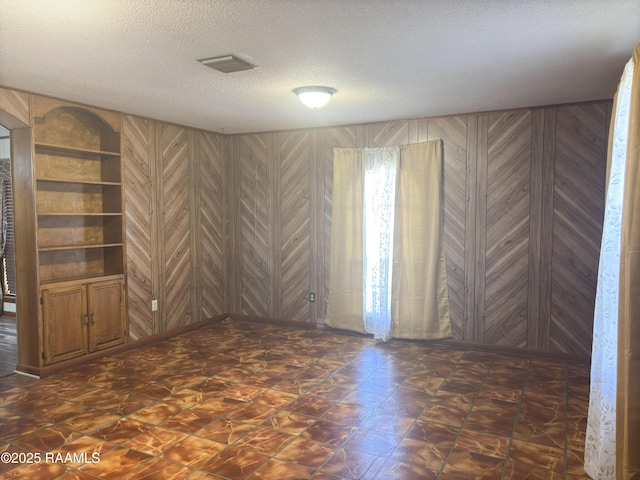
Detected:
[{"left": 0, "top": 319, "right": 591, "bottom": 479}]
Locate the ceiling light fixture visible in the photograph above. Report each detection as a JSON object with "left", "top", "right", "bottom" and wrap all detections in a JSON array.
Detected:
[{"left": 293, "top": 86, "right": 337, "bottom": 108}]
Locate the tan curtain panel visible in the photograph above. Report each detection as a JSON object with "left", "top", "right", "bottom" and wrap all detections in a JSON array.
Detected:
[
  {"left": 390, "top": 140, "right": 452, "bottom": 339},
  {"left": 325, "top": 148, "right": 365, "bottom": 333},
  {"left": 618, "top": 43, "right": 640, "bottom": 480},
  {"left": 327, "top": 141, "right": 451, "bottom": 341}
]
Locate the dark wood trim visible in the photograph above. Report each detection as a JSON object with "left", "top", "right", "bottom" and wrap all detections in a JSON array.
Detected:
[
  {"left": 189, "top": 128, "right": 201, "bottom": 323},
  {"left": 222, "top": 135, "right": 231, "bottom": 315},
  {"left": 271, "top": 133, "right": 281, "bottom": 319},
  {"left": 464, "top": 114, "right": 478, "bottom": 343},
  {"left": 474, "top": 114, "right": 489, "bottom": 343},
  {"left": 540, "top": 107, "right": 557, "bottom": 351},
  {"left": 17, "top": 314, "right": 228, "bottom": 378},
  {"left": 12, "top": 126, "right": 40, "bottom": 369},
  {"left": 528, "top": 109, "right": 545, "bottom": 349},
  {"left": 156, "top": 122, "right": 167, "bottom": 332},
  {"left": 228, "top": 136, "right": 241, "bottom": 313},
  {"left": 149, "top": 119, "right": 160, "bottom": 336},
  {"left": 14, "top": 364, "right": 40, "bottom": 377},
  {"left": 309, "top": 130, "right": 319, "bottom": 324}
]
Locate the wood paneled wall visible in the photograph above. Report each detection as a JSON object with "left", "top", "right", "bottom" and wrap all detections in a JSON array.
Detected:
[
  {"left": 228, "top": 102, "right": 609, "bottom": 356},
  {"left": 122, "top": 115, "right": 227, "bottom": 340},
  {"left": 198, "top": 130, "right": 228, "bottom": 320},
  {"left": 122, "top": 115, "right": 156, "bottom": 339},
  {"left": 0, "top": 83, "right": 609, "bottom": 359},
  {"left": 0, "top": 88, "right": 229, "bottom": 365},
  {"left": 551, "top": 105, "right": 608, "bottom": 354}
]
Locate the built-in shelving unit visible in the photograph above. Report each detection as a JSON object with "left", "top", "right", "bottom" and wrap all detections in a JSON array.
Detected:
[
  {"left": 32, "top": 99, "right": 124, "bottom": 285},
  {"left": 32, "top": 97, "right": 127, "bottom": 365}
]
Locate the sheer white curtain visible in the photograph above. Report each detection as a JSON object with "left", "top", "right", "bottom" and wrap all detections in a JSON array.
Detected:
[
  {"left": 584, "top": 55, "right": 635, "bottom": 480},
  {"left": 363, "top": 148, "right": 398, "bottom": 341}
]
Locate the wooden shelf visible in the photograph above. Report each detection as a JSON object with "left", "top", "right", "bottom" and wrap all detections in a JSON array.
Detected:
[
  {"left": 37, "top": 212, "right": 123, "bottom": 217},
  {"left": 33, "top": 99, "right": 125, "bottom": 286},
  {"left": 35, "top": 141, "right": 120, "bottom": 157},
  {"left": 38, "top": 247, "right": 124, "bottom": 283},
  {"left": 38, "top": 243, "right": 124, "bottom": 252},
  {"left": 36, "top": 177, "right": 121, "bottom": 186},
  {"left": 29, "top": 97, "right": 127, "bottom": 368}
]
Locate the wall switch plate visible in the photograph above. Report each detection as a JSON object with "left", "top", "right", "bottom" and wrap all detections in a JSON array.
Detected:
[{"left": 151, "top": 299, "right": 158, "bottom": 311}]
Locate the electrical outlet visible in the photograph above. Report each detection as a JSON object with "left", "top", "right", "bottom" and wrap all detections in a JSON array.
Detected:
[
  {"left": 151, "top": 299, "right": 158, "bottom": 311},
  {"left": 309, "top": 292, "right": 316, "bottom": 303}
]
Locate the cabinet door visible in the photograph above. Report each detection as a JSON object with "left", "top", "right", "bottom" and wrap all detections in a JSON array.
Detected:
[
  {"left": 42, "top": 284, "right": 88, "bottom": 365},
  {"left": 87, "top": 279, "right": 126, "bottom": 352}
]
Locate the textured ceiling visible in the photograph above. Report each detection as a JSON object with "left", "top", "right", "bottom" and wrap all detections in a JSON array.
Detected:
[{"left": 0, "top": 0, "right": 638, "bottom": 134}]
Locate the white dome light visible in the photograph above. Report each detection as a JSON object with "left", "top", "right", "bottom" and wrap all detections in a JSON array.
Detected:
[{"left": 293, "top": 86, "right": 337, "bottom": 108}]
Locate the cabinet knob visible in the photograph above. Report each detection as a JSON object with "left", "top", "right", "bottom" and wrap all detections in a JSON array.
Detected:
[
  {"left": 83, "top": 314, "right": 89, "bottom": 326},
  {"left": 90, "top": 313, "right": 96, "bottom": 325}
]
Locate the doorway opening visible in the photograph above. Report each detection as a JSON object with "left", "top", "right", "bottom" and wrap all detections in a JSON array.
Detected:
[{"left": 0, "top": 124, "right": 16, "bottom": 376}]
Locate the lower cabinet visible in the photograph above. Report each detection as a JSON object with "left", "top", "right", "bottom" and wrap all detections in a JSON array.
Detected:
[{"left": 41, "top": 275, "right": 127, "bottom": 365}]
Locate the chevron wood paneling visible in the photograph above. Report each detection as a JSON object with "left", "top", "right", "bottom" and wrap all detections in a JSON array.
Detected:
[
  {"left": 160, "top": 124, "right": 192, "bottom": 330},
  {"left": 238, "top": 134, "right": 271, "bottom": 318},
  {"left": 223, "top": 102, "right": 608, "bottom": 358},
  {"left": 484, "top": 110, "right": 532, "bottom": 348},
  {"left": 0, "top": 85, "right": 612, "bottom": 360},
  {"left": 197, "top": 130, "right": 226, "bottom": 319},
  {"left": 279, "top": 131, "right": 311, "bottom": 322},
  {"left": 0, "top": 87, "right": 29, "bottom": 126},
  {"left": 371, "top": 120, "right": 410, "bottom": 148},
  {"left": 426, "top": 116, "right": 468, "bottom": 341},
  {"left": 550, "top": 104, "right": 607, "bottom": 356},
  {"left": 122, "top": 115, "right": 156, "bottom": 340}
]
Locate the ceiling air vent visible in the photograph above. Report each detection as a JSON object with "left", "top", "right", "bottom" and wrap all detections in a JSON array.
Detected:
[{"left": 199, "top": 55, "right": 256, "bottom": 73}]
